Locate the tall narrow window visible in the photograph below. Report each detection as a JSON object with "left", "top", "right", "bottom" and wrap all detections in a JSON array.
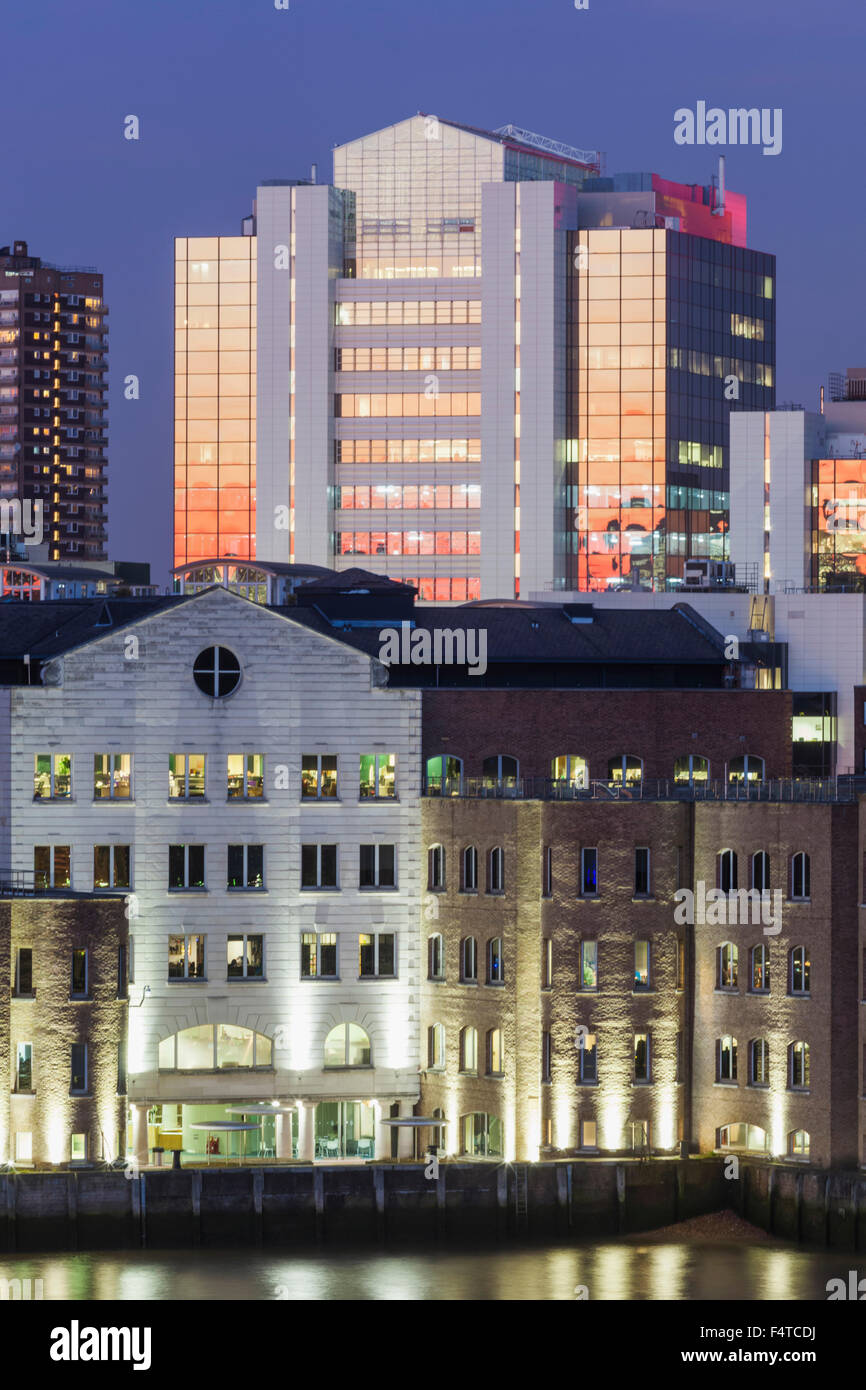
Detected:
[
  {"left": 580, "top": 940, "right": 598, "bottom": 990},
  {"left": 487, "top": 1028, "right": 503, "bottom": 1076},
  {"left": 676, "top": 938, "right": 685, "bottom": 991},
  {"left": 542, "top": 938, "right": 553, "bottom": 989},
  {"left": 790, "top": 946, "right": 810, "bottom": 996},
  {"left": 580, "top": 847, "right": 598, "bottom": 896},
  {"left": 541, "top": 1031, "right": 551, "bottom": 1083},
  {"left": 487, "top": 846, "right": 504, "bottom": 894},
  {"left": 462, "top": 846, "right": 478, "bottom": 892},
  {"left": 428, "top": 1023, "right": 445, "bottom": 1069},
  {"left": 717, "top": 942, "right": 738, "bottom": 990},
  {"left": 634, "top": 847, "right": 651, "bottom": 896},
  {"left": 487, "top": 937, "right": 503, "bottom": 984},
  {"left": 70, "top": 1043, "right": 87, "bottom": 1094},
  {"left": 460, "top": 1027, "right": 478, "bottom": 1074},
  {"left": 70, "top": 949, "right": 88, "bottom": 998},
  {"left": 634, "top": 1032, "right": 651, "bottom": 1082},
  {"left": 578, "top": 1033, "right": 597, "bottom": 1082},
  {"left": 751, "top": 851, "right": 770, "bottom": 893},
  {"left": 750, "top": 1038, "right": 769, "bottom": 1086},
  {"left": 428, "top": 934, "right": 444, "bottom": 980},
  {"left": 542, "top": 846, "right": 552, "bottom": 897},
  {"left": 717, "top": 1035, "right": 737, "bottom": 1082},
  {"left": 634, "top": 940, "right": 651, "bottom": 989},
  {"left": 750, "top": 943, "right": 770, "bottom": 992},
  {"left": 461, "top": 936, "right": 478, "bottom": 982},
  {"left": 791, "top": 852, "right": 811, "bottom": 901},
  {"left": 789, "top": 1040, "right": 810, "bottom": 1089},
  {"left": 15, "top": 948, "right": 33, "bottom": 996},
  {"left": 16, "top": 1043, "right": 32, "bottom": 1092},
  {"left": 428, "top": 844, "right": 446, "bottom": 890},
  {"left": 718, "top": 849, "right": 738, "bottom": 893}
]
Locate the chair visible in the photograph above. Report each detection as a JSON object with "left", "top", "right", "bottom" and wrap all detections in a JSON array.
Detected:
[{"left": 324, "top": 1138, "right": 339, "bottom": 1157}]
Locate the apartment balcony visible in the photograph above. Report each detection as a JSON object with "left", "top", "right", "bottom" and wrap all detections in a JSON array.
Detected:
[{"left": 421, "top": 776, "right": 858, "bottom": 804}]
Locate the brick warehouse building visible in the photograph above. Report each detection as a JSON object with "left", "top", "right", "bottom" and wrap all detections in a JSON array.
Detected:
[
  {"left": 419, "top": 794, "right": 860, "bottom": 1168},
  {"left": 0, "top": 895, "right": 128, "bottom": 1167}
]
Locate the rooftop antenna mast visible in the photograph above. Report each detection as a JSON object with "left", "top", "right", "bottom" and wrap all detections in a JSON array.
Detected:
[{"left": 711, "top": 155, "right": 726, "bottom": 217}]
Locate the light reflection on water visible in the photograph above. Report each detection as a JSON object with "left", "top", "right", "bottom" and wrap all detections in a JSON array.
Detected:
[{"left": 0, "top": 1241, "right": 850, "bottom": 1301}]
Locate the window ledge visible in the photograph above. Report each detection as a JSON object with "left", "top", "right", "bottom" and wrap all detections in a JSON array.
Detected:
[
  {"left": 168, "top": 888, "right": 209, "bottom": 894},
  {"left": 576, "top": 1079, "right": 598, "bottom": 1087},
  {"left": 714, "top": 987, "right": 740, "bottom": 995},
  {"left": 227, "top": 797, "right": 268, "bottom": 804},
  {"left": 359, "top": 797, "right": 399, "bottom": 804},
  {"left": 631, "top": 895, "right": 655, "bottom": 903},
  {"left": 226, "top": 976, "right": 267, "bottom": 984},
  {"left": 302, "top": 976, "right": 340, "bottom": 983},
  {"left": 631, "top": 1079, "right": 653, "bottom": 1087},
  {"left": 92, "top": 799, "right": 135, "bottom": 805},
  {"left": 69, "top": 1091, "right": 93, "bottom": 1099},
  {"left": 12, "top": 992, "right": 36, "bottom": 1001},
  {"left": 13, "top": 1089, "right": 36, "bottom": 1097},
  {"left": 788, "top": 993, "right": 811, "bottom": 1000},
  {"left": 578, "top": 895, "right": 600, "bottom": 902},
  {"left": 747, "top": 1082, "right": 770, "bottom": 1090},
  {"left": 300, "top": 798, "right": 342, "bottom": 805},
  {"left": 300, "top": 887, "right": 340, "bottom": 893},
  {"left": 226, "top": 887, "right": 267, "bottom": 893},
  {"left": 70, "top": 995, "right": 92, "bottom": 1003},
  {"left": 458, "top": 889, "right": 478, "bottom": 896},
  {"left": 167, "top": 977, "right": 208, "bottom": 984},
  {"left": 358, "top": 975, "right": 396, "bottom": 981},
  {"left": 713, "top": 1080, "right": 739, "bottom": 1088},
  {"left": 358, "top": 886, "right": 398, "bottom": 892},
  {"left": 484, "top": 981, "right": 505, "bottom": 988},
  {"left": 167, "top": 798, "right": 209, "bottom": 805}
]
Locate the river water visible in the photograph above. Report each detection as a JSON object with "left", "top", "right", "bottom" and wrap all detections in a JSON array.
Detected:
[{"left": 0, "top": 1239, "right": 853, "bottom": 1300}]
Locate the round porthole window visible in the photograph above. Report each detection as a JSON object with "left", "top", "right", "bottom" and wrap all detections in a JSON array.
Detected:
[{"left": 193, "top": 646, "right": 241, "bottom": 698}]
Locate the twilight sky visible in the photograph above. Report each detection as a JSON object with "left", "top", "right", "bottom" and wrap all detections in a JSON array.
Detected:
[{"left": 3, "top": 0, "right": 862, "bottom": 584}]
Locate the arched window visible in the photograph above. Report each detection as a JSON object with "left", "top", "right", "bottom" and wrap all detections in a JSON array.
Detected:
[
  {"left": 718, "top": 849, "right": 738, "bottom": 893},
  {"left": 428, "top": 933, "right": 444, "bottom": 980},
  {"left": 425, "top": 755, "right": 463, "bottom": 797},
  {"left": 791, "top": 852, "right": 810, "bottom": 901},
  {"left": 324, "top": 1023, "right": 371, "bottom": 1068},
  {"left": 789, "top": 1129, "right": 810, "bottom": 1158},
  {"left": 718, "top": 1123, "right": 768, "bottom": 1153},
  {"left": 427, "top": 1023, "right": 445, "bottom": 1070},
  {"left": 674, "top": 754, "right": 709, "bottom": 784},
  {"left": 750, "top": 1038, "right": 769, "bottom": 1085},
  {"left": 717, "top": 942, "right": 738, "bottom": 989},
  {"left": 728, "top": 754, "right": 765, "bottom": 784},
  {"left": 717, "top": 1035, "right": 738, "bottom": 1082},
  {"left": 486, "top": 1028, "right": 504, "bottom": 1076},
  {"left": 459, "top": 1026, "right": 478, "bottom": 1074},
  {"left": 461, "top": 846, "right": 478, "bottom": 892},
  {"left": 751, "top": 851, "right": 770, "bottom": 893},
  {"left": 158, "top": 1024, "right": 273, "bottom": 1071},
  {"left": 487, "top": 846, "right": 504, "bottom": 894},
  {"left": 427, "top": 843, "right": 446, "bottom": 891},
  {"left": 460, "top": 1112, "right": 504, "bottom": 1158},
  {"left": 750, "top": 943, "right": 770, "bottom": 993},
  {"left": 482, "top": 755, "right": 519, "bottom": 793},
  {"left": 789, "top": 946, "right": 810, "bottom": 996},
  {"left": 487, "top": 937, "right": 503, "bottom": 984},
  {"left": 551, "top": 754, "right": 588, "bottom": 789},
  {"left": 789, "top": 1040, "right": 810, "bottom": 1089},
  {"left": 460, "top": 936, "right": 478, "bottom": 982},
  {"left": 608, "top": 754, "right": 643, "bottom": 785}
]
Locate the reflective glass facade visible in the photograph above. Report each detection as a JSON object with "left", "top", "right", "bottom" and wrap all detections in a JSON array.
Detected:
[
  {"left": 174, "top": 235, "right": 256, "bottom": 567},
  {"left": 566, "top": 227, "right": 775, "bottom": 590},
  {"left": 811, "top": 457, "right": 866, "bottom": 589}
]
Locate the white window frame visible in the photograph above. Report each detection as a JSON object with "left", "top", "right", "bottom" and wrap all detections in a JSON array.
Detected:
[
  {"left": 169, "top": 753, "right": 206, "bottom": 799},
  {"left": 168, "top": 933, "right": 206, "bottom": 981}
]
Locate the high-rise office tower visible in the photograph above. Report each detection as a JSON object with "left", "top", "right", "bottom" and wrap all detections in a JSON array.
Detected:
[
  {"left": 0, "top": 241, "right": 108, "bottom": 561},
  {"left": 174, "top": 115, "right": 774, "bottom": 595}
]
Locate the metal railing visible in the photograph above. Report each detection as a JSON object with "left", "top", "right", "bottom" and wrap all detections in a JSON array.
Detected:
[
  {"left": 422, "top": 776, "right": 856, "bottom": 804},
  {"left": 0, "top": 869, "right": 46, "bottom": 896}
]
